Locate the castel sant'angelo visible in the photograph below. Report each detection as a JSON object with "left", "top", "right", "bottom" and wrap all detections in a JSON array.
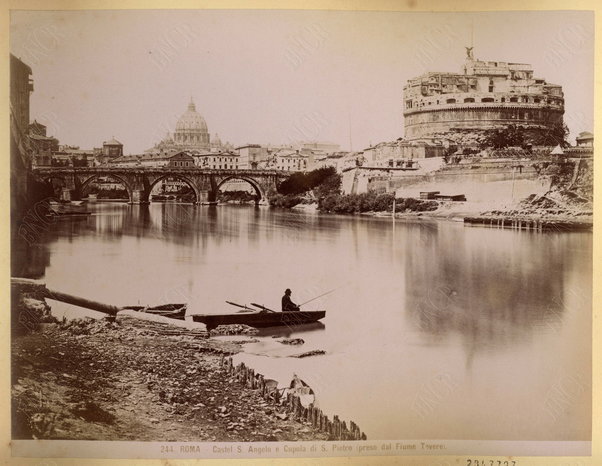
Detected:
[{"left": 402, "top": 48, "right": 565, "bottom": 145}]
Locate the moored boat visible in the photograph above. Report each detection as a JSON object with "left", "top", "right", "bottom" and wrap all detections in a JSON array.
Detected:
[
  {"left": 123, "top": 303, "right": 187, "bottom": 320},
  {"left": 191, "top": 309, "right": 326, "bottom": 331}
]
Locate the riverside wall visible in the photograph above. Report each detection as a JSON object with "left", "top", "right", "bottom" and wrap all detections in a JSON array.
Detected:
[{"left": 342, "top": 162, "right": 553, "bottom": 204}]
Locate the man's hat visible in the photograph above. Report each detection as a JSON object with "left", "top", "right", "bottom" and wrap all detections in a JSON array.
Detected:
[{"left": 285, "top": 288, "right": 291, "bottom": 294}]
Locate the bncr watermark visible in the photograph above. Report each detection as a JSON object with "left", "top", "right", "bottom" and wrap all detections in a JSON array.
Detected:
[
  {"left": 411, "top": 372, "right": 459, "bottom": 419},
  {"left": 17, "top": 198, "right": 57, "bottom": 246},
  {"left": 284, "top": 23, "right": 329, "bottom": 70},
  {"left": 149, "top": 23, "right": 199, "bottom": 71},
  {"left": 413, "top": 284, "right": 457, "bottom": 332},
  {"left": 543, "top": 23, "right": 592, "bottom": 69},
  {"left": 413, "top": 23, "right": 459, "bottom": 70},
  {"left": 542, "top": 374, "right": 588, "bottom": 423},
  {"left": 543, "top": 287, "right": 587, "bottom": 333},
  {"left": 284, "top": 110, "right": 331, "bottom": 146},
  {"left": 18, "top": 24, "right": 66, "bottom": 66}
]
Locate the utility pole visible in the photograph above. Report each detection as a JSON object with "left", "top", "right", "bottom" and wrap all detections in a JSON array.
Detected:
[{"left": 348, "top": 109, "right": 353, "bottom": 152}]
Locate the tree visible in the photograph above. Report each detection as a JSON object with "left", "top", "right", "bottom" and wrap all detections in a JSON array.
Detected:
[
  {"left": 277, "top": 167, "right": 339, "bottom": 195},
  {"left": 481, "top": 125, "right": 526, "bottom": 149},
  {"left": 536, "top": 122, "right": 570, "bottom": 148}
]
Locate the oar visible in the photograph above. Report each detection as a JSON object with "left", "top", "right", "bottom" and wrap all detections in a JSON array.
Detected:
[
  {"left": 298, "top": 288, "right": 337, "bottom": 307},
  {"left": 250, "top": 302, "right": 276, "bottom": 313},
  {"left": 226, "top": 300, "right": 255, "bottom": 311}
]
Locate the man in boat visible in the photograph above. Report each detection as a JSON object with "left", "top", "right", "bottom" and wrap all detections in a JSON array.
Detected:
[{"left": 281, "top": 288, "right": 300, "bottom": 312}]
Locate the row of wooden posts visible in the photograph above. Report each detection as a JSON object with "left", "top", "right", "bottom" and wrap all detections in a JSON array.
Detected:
[
  {"left": 221, "top": 356, "right": 366, "bottom": 441},
  {"left": 463, "top": 216, "right": 592, "bottom": 232}
]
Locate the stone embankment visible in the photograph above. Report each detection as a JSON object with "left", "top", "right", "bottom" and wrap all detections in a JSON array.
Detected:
[{"left": 463, "top": 216, "right": 592, "bottom": 231}]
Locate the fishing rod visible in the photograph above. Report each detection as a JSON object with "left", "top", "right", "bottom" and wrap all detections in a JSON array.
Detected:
[{"left": 298, "top": 288, "right": 338, "bottom": 307}]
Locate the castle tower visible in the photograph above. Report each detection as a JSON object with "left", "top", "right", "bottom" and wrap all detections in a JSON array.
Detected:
[{"left": 402, "top": 49, "right": 564, "bottom": 144}]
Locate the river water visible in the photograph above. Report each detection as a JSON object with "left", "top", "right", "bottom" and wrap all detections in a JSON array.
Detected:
[{"left": 21, "top": 202, "right": 592, "bottom": 441}]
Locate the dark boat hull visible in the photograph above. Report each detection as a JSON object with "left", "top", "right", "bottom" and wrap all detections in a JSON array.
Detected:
[{"left": 192, "top": 310, "right": 326, "bottom": 330}]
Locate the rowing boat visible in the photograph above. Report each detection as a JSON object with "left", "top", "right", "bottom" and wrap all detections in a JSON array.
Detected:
[
  {"left": 191, "top": 309, "right": 326, "bottom": 331},
  {"left": 123, "top": 303, "right": 187, "bottom": 320}
]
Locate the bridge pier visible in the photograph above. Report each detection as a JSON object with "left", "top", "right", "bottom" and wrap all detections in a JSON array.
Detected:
[
  {"left": 60, "top": 188, "right": 72, "bottom": 202},
  {"left": 193, "top": 191, "right": 213, "bottom": 205},
  {"left": 130, "top": 189, "right": 149, "bottom": 205}
]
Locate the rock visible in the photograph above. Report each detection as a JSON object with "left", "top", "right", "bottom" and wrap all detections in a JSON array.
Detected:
[
  {"left": 291, "top": 350, "right": 326, "bottom": 358},
  {"left": 278, "top": 338, "right": 304, "bottom": 345},
  {"left": 30, "top": 412, "right": 56, "bottom": 438}
]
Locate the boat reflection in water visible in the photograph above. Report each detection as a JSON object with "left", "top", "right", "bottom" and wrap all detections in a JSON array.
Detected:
[{"left": 252, "top": 321, "right": 326, "bottom": 338}]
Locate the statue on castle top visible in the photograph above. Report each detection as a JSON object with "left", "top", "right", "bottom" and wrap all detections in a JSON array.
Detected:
[{"left": 465, "top": 46, "right": 474, "bottom": 60}]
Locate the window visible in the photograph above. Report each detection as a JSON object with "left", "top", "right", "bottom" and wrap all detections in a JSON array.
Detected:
[
  {"left": 510, "top": 97, "right": 518, "bottom": 103},
  {"left": 446, "top": 98, "right": 456, "bottom": 104},
  {"left": 488, "top": 79, "right": 494, "bottom": 92},
  {"left": 482, "top": 97, "right": 494, "bottom": 103},
  {"left": 464, "top": 97, "right": 475, "bottom": 103}
]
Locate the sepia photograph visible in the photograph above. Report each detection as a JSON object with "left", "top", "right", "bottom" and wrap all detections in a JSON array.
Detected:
[{"left": 8, "top": 4, "right": 595, "bottom": 462}]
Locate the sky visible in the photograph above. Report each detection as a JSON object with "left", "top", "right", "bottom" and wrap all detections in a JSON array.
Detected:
[{"left": 10, "top": 9, "right": 594, "bottom": 154}]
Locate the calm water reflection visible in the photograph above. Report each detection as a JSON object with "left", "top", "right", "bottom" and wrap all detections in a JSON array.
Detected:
[{"left": 20, "top": 203, "right": 592, "bottom": 441}]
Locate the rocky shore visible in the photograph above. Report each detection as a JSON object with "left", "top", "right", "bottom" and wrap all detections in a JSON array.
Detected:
[{"left": 12, "top": 310, "right": 331, "bottom": 442}]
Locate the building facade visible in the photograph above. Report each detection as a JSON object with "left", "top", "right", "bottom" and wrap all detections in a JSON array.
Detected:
[
  {"left": 403, "top": 48, "right": 564, "bottom": 144},
  {"left": 362, "top": 140, "right": 447, "bottom": 167},
  {"left": 102, "top": 138, "right": 124, "bottom": 158},
  {"left": 10, "top": 54, "right": 34, "bottom": 133},
  {"left": 192, "top": 151, "right": 241, "bottom": 169},
  {"left": 576, "top": 131, "right": 593, "bottom": 147},
  {"left": 301, "top": 141, "right": 341, "bottom": 153},
  {"left": 236, "top": 145, "right": 268, "bottom": 169},
  {"left": 28, "top": 121, "right": 59, "bottom": 158},
  {"left": 274, "top": 150, "right": 308, "bottom": 171}
]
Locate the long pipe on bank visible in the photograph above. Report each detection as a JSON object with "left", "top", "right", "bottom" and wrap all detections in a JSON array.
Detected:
[{"left": 11, "top": 277, "right": 121, "bottom": 315}]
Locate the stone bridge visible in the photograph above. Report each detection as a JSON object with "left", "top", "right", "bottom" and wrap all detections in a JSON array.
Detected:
[{"left": 31, "top": 167, "right": 289, "bottom": 204}]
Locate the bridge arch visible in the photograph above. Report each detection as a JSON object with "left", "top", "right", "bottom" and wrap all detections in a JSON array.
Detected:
[
  {"left": 79, "top": 174, "right": 133, "bottom": 201},
  {"left": 147, "top": 174, "right": 200, "bottom": 204},
  {"left": 38, "top": 175, "right": 68, "bottom": 197},
  {"left": 215, "top": 175, "right": 266, "bottom": 204}
]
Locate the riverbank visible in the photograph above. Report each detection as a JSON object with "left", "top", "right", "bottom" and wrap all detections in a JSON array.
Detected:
[
  {"left": 274, "top": 157, "right": 593, "bottom": 226},
  {"left": 289, "top": 193, "right": 593, "bottom": 226},
  {"left": 12, "top": 312, "right": 335, "bottom": 441}
]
